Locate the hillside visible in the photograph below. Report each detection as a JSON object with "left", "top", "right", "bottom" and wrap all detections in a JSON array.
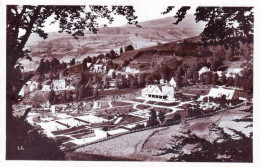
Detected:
[
  {"left": 26, "top": 14, "right": 205, "bottom": 63},
  {"left": 68, "top": 105, "right": 252, "bottom": 161},
  {"left": 113, "top": 36, "right": 203, "bottom": 64}
]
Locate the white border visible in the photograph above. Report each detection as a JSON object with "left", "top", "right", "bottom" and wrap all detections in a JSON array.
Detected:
[{"left": 0, "top": 0, "right": 259, "bottom": 167}]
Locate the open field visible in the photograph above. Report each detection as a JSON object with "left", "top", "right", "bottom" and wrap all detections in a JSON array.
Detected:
[
  {"left": 69, "top": 105, "right": 252, "bottom": 161},
  {"left": 99, "top": 88, "right": 141, "bottom": 97},
  {"left": 111, "top": 101, "right": 132, "bottom": 107}
]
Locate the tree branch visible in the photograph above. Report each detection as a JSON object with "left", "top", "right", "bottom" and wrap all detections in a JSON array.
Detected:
[
  {"left": 14, "top": 6, "right": 27, "bottom": 41},
  {"left": 14, "top": 73, "right": 34, "bottom": 96},
  {"left": 18, "top": 6, "right": 42, "bottom": 50},
  {"left": 19, "top": 108, "right": 31, "bottom": 121}
]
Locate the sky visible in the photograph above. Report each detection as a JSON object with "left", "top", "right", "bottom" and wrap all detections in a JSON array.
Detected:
[{"left": 43, "top": 5, "right": 196, "bottom": 32}]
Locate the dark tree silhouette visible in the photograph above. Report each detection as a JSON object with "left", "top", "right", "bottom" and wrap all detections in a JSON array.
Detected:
[
  {"left": 48, "top": 89, "right": 56, "bottom": 105},
  {"left": 124, "top": 45, "right": 134, "bottom": 52},
  {"left": 6, "top": 5, "right": 139, "bottom": 160},
  {"left": 70, "top": 58, "right": 76, "bottom": 66},
  {"left": 158, "top": 111, "right": 165, "bottom": 123},
  {"left": 159, "top": 126, "right": 252, "bottom": 162},
  {"left": 120, "top": 47, "right": 124, "bottom": 55},
  {"left": 164, "top": 7, "right": 253, "bottom": 57},
  {"left": 36, "top": 59, "right": 46, "bottom": 75}
]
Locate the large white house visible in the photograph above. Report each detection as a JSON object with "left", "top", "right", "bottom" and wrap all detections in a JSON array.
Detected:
[
  {"left": 41, "top": 79, "right": 75, "bottom": 91},
  {"left": 169, "top": 77, "right": 177, "bottom": 87},
  {"left": 141, "top": 84, "right": 175, "bottom": 101}
]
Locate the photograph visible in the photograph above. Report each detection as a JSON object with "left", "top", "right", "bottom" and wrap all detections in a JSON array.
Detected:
[{"left": 4, "top": 1, "right": 254, "bottom": 163}]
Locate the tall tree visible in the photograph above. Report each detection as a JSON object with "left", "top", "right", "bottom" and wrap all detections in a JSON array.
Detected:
[
  {"left": 6, "top": 5, "right": 139, "bottom": 159},
  {"left": 48, "top": 89, "right": 56, "bottom": 105},
  {"left": 36, "top": 59, "right": 46, "bottom": 75},
  {"left": 109, "top": 49, "right": 116, "bottom": 59},
  {"left": 120, "top": 47, "right": 124, "bottom": 55},
  {"left": 158, "top": 111, "right": 165, "bottom": 123},
  {"left": 70, "top": 58, "right": 76, "bottom": 66}
]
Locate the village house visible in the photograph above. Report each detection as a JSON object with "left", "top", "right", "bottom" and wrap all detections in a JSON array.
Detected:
[
  {"left": 225, "top": 67, "right": 243, "bottom": 78},
  {"left": 169, "top": 77, "right": 177, "bottom": 87},
  {"left": 124, "top": 67, "right": 141, "bottom": 74},
  {"left": 141, "top": 84, "right": 175, "bottom": 101},
  {"left": 159, "top": 77, "right": 176, "bottom": 87},
  {"left": 200, "top": 87, "right": 241, "bottom": 101},
  {"left": 92, "top": 64, "right": 106, "bottom": 73},
  {"left": 41, "top": 79, "right": 75, "bottom": 91},
  {"left": 199, "top": 66, "right": 210, "bottom": 78}
]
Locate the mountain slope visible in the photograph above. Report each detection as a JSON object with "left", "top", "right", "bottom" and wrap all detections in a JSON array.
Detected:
[{"left": 26, "top": 14, "right": 205, "bottom": 62}]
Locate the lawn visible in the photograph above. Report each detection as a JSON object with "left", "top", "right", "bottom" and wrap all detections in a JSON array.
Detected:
[
  {"left": 165, "top": 110, "right": 188, "bottom": 120},
  {"left": 111, "top": 101, "right": 132, "bottom": 107},
  {"left": 136, "top": 104, "right": 151, "bottom": 110},
  {"left": 56, "top": 136, "right": 73, "bottom": 143},
  {"left": 130, "top": 99, "right": 145, "bottom": 103},
  {"left": 71, "top": 132, "right": 96, "bottom": 139},
  {"left": 156, "top": 102, "right": 180, "bottom": 106},
  {"left": 52, "top": 126, "right": 87, "bottom": 135},
  {"left": 180, "top": 84, "right": 211, "bottom": 96},
  {"left": 94, "top": 106, "right": 135, "bottom": 116},
  {"left": 146, "top": 101, "right": 156, "bottom": 105},
  {"left": 150, "top": 107, "right": 172, "bottom": 113},
  {"left": 63, "top": 142, "right": 78, "bottom": 148},
  {"left": 63, "top": 129, "right": 93, "bottom": 135},
  {"left": 116, "top": 115, "right": 146, "bottom": 125},
  {"left": 98, "top": 101, "right": 110, "bottom": 109},
  {"left": 99, "top": 88, "right": 139, "bottom": 96},
  {"left": 73, "top": 127, "right": 167, "bottom": 160}
]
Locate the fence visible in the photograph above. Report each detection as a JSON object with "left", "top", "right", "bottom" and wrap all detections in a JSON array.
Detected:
[{"left": 62, "top": 100, "right": 248, "bottom": 151}]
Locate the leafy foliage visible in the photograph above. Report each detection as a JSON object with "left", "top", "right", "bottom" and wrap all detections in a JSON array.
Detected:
[
  {"left": 169, "top": 7, "right": 253, "bottom": 50},
  {"left": 7, "top": 5, "right": 139, "bottom": 160},
  {"left": 6, "top": 118, "right": 65, "bottom": 160},
  {"left": 159, "top": 126, "right": 252, "bottom": 162}
]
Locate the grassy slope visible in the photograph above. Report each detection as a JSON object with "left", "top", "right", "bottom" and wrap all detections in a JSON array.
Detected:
[
  {"left": 69, "top": 105, "right": 252, "bottom": 161},
  {"left": 113, "top": 35, "right": 203, "bottom": 65}
]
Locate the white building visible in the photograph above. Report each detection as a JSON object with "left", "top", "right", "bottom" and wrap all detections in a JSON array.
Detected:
[
  {"left": 159, "top": 77, "right": 176, "bottom": 87},
  {"left": 52, "top": 79, "right": 66, "bottom": 90},
  {"left": 199, "top": 87, "right": 239, "bottom": 101},
  {"left": 41, "top": 85, "right": 51, "bottom": 91},
  {"left": 216, "top": 71, "right": 223, "bottom": 77},
  {"left": 199, "top": 66, "right": 210, "bottom": 78},
  {"left": 141, "top": 84, "right": 175, "bottom": 101},
  {"left": 225, "top": 68, "right": 243, "bottom": 78},
  {"left": 169, "top": 77, "right": 177, "bottom": 87},
  {"left": 107, "top": 69, "right": 115, "bottom": 77},
  {"left": 125, "top": 67, "right": 140, "bottom": 74},
  {"left": 41, "top": 79, "right": 75, "bottom": 91},
  {"left": 92, "top": 64, "right": 105, "bottom": 72}
]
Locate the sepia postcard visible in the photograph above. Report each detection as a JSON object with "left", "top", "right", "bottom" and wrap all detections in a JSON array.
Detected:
[{"left": 0, "top": 0, "right": 259, "bottom": 167}]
